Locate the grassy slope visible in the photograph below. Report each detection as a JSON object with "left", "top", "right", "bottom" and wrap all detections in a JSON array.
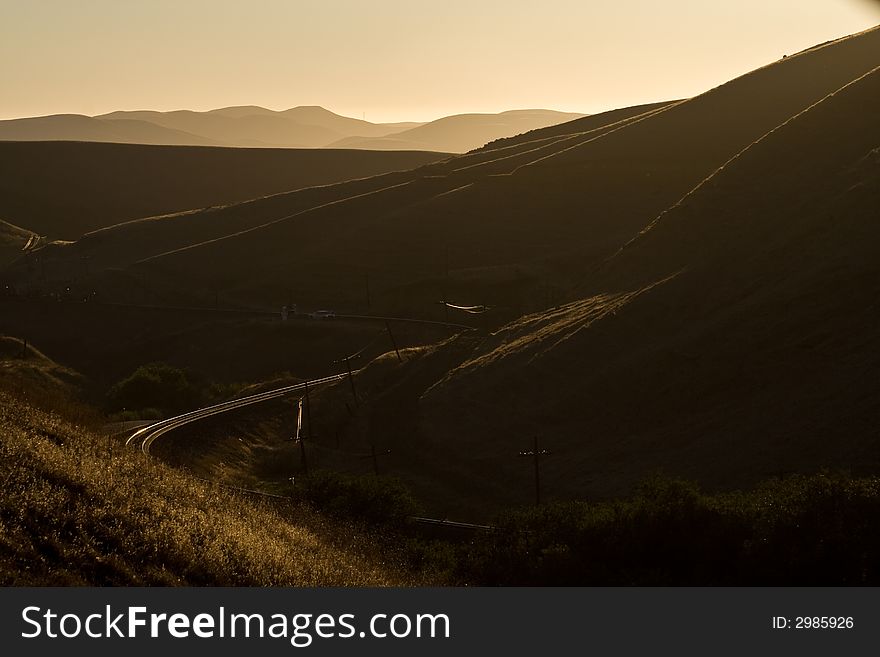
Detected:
[
  {"left": 0, "top": 141, "right": 449, "bottom": 240},
  {"left": 20, "top": 26, "right": 878, "bottom": 322},
  {"left": 469, "top": 101, "right": 673, "bottom": 153},
  {"left": 202, "top": 29, "right": 880, "bottom": 516},
  {"left": 418, "top": 51, "right": 880, "bottom": 507},
  {"left": 0, "top": 371, "right": 416, "bottom": 585},
  {"left": 0, "top": 99, "right": 692, "bottom": 313},
  {"left": 0, "top": 219, "right": 36, "bottom": 269},
  {"left": 0, "top": 335, "right": 84, "bottom": 398}
]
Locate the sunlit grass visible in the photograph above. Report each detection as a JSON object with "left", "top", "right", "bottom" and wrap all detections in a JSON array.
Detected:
[{"left": 0, "top": 388, "right": 417, "bottom": 586}]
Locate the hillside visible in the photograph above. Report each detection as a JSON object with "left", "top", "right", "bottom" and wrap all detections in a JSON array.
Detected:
[
  {"left": 0, "top": 335, "right": 83, "bottom": 399},
  {"left": 0, "top": 219, "right": 36, "bottom": 269},
  {"left": 0, "top": 106, "right": 416, "bottom": 149},
  {"left": 2, "top": 27, "right": 878, "bottom": 516},
  {"left": 0, "top": 363, "right": 416, "bottom": 585},
  {"left": 24, "top": 25, "right": 877, "bottom": 320},
  {"left": 470, "top": 101, "right": 674, "bottom": 153},
  {"left": 98, "top": 109, "right": 338, "bottom": 148},
  {"left": 330, "top": 109, "right": 586, "bottom": 153},
  {"left": 417, "top": 47, "right": 880, "bottom": 508},
  {"left": 0, "top": 105, "right": 582, "bottom": 152},
  {"left": 0, "top": 141, "right": 448, "bottom": 240},
  {"left": 0, "top": 114, "right": 220, "bottom": 146}
]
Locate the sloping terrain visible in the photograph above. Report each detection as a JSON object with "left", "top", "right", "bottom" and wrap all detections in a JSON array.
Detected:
[
  {"left": 0, "top": 219, "right": 37, "bottom": 269},
  {"left": 0, "top": 106, "right": 416, "bottom": 149},
  {"left": 0, "top": 335, "right": 84, "bottom": 397},
  {"left": 22, "top": 25, "right": 877, "bottom": 321},
  {"left": 0, "top": 141, "right": 448, "bottom": 240},
  {"left": 418, "top": 52, "right": 880, "bottom": 508},
  {"left": 97, "top": 105, "right": 423, "bottom": 147},
  {"left": 330, "top": 109, "right": 586, "bottom": 152},
  {"left": 469, "top": 101, "right": 674, "bottom": 153},
  {"left": 0, "top": 389, "right": 412, "bottom": 585},
  {"left": 0, "top": 104, "right": 580, "bottom": 152},
  {"left": 2, "top": 27, "right": 878, "bottom": 516},
  {"left": 0, "top": 114, "right": 220, "bottom": 146}
]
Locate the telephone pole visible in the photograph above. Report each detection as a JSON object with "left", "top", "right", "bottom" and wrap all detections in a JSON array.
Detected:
[
  {"left": 360, "top": 444, "right": 391, "bottom": 475},
  {"left": 364, "top": 273, "right": 371, "bottom": 310},
  {"left": 385, "top": 321, "right": 402, "bottom": 362},
  {"left": 293, "top": 398, "right": 308, "bottom": 474},
  {"left": 518, "top": 436, "right": 552, "bottom": 506},
  {"left": 334, "top": 354, "right": 359, "bottom": 406},
  {"left": 443, "top": 245, "right": 450, "bottom": 322},
  {"left": 303, "top": 380, "right": 313, "bottom": 440}
]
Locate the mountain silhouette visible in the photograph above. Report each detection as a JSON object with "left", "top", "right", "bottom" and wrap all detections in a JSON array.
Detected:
[
  {"left": 0, "top": 105, "right": 580, "bottom": 152},
  {"left": 0, "top": 114, "right": 219, "bottom": 146},
  {"left": 330, "top": 109, "right": 586, "bottom": 152}
]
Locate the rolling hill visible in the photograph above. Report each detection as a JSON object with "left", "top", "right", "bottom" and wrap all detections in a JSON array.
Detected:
[
  {"left": 0, "top": 378, "right": 416, "bottom": 585},
  {"left": 0, "top": 105, "right": 581, "bottom": 152},
  {"left": 329, "top": 109, "right": 587, "bottom": 152},
  {"left": 98, "top": 105, "right": 424, "bottom": 147},
  {"left": 416, "top": 46, "right": 880, "bottom": 511},
  {"left": 26, "top": 25, "right": 877, "bottom": 318},
  {"left": 0, "top": 114, "right": 220, "bottom": 146},
  {"left": 0, "top": 141, "right": 448, "bottom": 240},
  {"left": 0, "top": 219, "right": 36, "bottom": 269},
  {"left": 2, "top": 26, "right": 878, "bottom": 515}
]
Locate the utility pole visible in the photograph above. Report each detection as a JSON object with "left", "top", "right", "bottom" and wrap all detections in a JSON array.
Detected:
[
  {"left": 360, "top": 444, "right": 391, "bottom": 476},
  {"left": 518, "top": 436, "right": 552, "bottom": 506},
  {"left": 303, "top": 381, "right": 313, "bottom": 439},
  {"left": 444, "top": 245, "right": 450, "bottom": 323},
  {"left": 334, "top": 354, "right": 359, "bottom": 406},
  {"left": 436, "top": 300, "right": 451, "bottom": 323},
  {"left": 293, "top": 398, "right": 308, "bottom": 474},
  {"left": 20, "top": 337, "right": 27, "bottom": 359},
  {"left": 344, "top": 356, "right": 357, "bottom": 405},
  {"left": 385, "top": 321, "right": 402, "bottom": 362}
]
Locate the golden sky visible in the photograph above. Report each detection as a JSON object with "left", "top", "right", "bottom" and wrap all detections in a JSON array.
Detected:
[{"left": 1, "top": 0, "right": 878, "bottom": 122}]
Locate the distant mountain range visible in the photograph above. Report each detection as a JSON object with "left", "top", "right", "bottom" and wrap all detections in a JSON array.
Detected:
[{"left": 0, "top": 106, "right": 585, "bottom": 153}]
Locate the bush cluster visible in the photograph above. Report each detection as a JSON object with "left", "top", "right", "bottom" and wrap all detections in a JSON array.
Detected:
[
  {"left": 106, "top": 363, "right": 234, "bottom": 416},
  {"left": 458, "top": 475, "right": 880, "bottom": 585},
  {"left": 292, "top": 471, "right": 422, "bottom": 528}
]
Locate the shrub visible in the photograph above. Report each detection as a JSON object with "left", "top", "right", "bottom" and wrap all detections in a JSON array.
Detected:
[
  {"left": 293, "top": 471, "right": 422, "bottom": 527},
  {"left": 457, "top": 474, "right": 880, "bottom": 585},
  {"left": 106, "top": 363, "right": 208, "bottom": 415}
]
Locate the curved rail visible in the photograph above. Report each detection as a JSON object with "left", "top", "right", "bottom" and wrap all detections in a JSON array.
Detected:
[{"left": 125, "top": 373, "right": 347, "bottom": 455}]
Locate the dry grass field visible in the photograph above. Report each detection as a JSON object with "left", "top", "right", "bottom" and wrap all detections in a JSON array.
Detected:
[{"left": 0, "top": 376, "right": 424, "bottom": 585}]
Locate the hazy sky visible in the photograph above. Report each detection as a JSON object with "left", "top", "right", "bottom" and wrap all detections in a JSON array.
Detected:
[{"left": 2, "top": 1, "right": 878, "bottom": 122}]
